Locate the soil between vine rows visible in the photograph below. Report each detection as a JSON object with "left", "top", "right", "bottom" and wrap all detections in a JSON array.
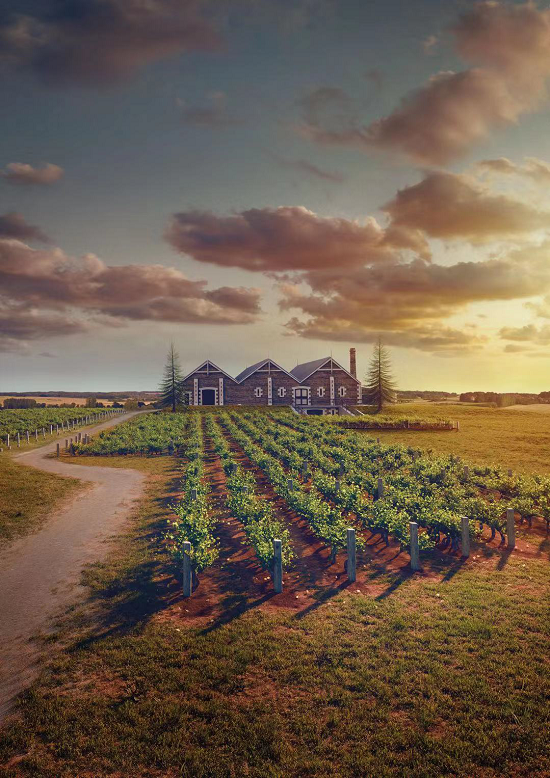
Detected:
[{"left": 160, "top": 416, "right": 547, "bottom": 630}]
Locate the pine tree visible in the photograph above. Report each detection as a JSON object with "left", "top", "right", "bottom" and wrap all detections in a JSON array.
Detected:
[
  {"left": 159, "top": 343, "right": 184, "bottom": 412},
  {"left": 364, "top": 338, "right": 396, "bottom": 411}
]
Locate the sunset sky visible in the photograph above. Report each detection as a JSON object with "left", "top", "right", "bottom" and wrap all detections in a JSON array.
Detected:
[{"left": 2, "top": 0, "right": 550, "bottom": 392}]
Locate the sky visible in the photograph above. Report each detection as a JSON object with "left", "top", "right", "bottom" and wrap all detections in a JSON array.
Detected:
[{"left": 1, "top": 0, "right": 550, "bottom": 393}]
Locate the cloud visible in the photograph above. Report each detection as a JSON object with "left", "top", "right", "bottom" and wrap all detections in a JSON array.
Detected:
[
  {"left": 166, "top": 206, "right": 390, "bottom": 271},
  {"left": 277, "top": 241, "right": 550, "bottom": 353},
  {"left": 422, "top": 35, "right": 438, "bottom": 54},
  {"left": 179, "top": 91, "right": 241, "bottom": 127},
  {"left": 0, "top": 0, "right": 220, "bottom": 87},
  {"left": 298, "top": 2, "right": 550, "bottom": 165},
  {"left": 503, "top": 343, "right": 531, "bottom": 353},
  {"left": 0, "top": 212, "right": 51, "bottom": 243},
  {"left": 0, "top": 238, "right": 262, "bottom": 350},
  {"left": 1, "top": 162, "right": 64, "bottom": 185},
  {"left": 499, "top": 323, "right": 550, "bottom": 345},
  {"left": 266, "top": 151, "right": 345, "bottom": 183},
  {"left": 476, "top": 156, "right": 550, "bottom": 184},
  {"left": 382, "top": 170, "right": 550, "bottom": 245},
  {"left": 0, "top": 304, "right": 89, "bottom": 354}
]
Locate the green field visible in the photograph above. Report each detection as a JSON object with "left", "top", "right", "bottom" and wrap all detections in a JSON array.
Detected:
[
  {"left": 356, "top": 403, "right": 550, "bottom": 475},
  {"left": 0, "top": 409, "right": 549, "bottom": 777}
]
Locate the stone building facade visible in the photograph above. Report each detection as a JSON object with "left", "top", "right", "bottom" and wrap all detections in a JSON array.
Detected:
[{"left": 181, "top": 352, "right": 361, "bottom": 413}]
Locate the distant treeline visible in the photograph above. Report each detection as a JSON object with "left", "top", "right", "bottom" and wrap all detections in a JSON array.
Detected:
[
  {"left": 1, "top": 397, "right": 153, "bottom": 410},
  {"left": 0, "top": 390, "right": 160, "bottom": 401},
  {"left": 396, "top": 390, "right": 458, "bottom": 401},
  {"left": 459, "top": 392, "right": 550, "bottom": 407}
]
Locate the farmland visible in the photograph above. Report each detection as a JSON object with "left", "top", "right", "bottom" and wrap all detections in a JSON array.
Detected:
[
  {"left": 0, "top": 407, "right": 123, "bottom": 447},
  {"left": 0, "top": 408, "right": 549, "bottom": 777}
]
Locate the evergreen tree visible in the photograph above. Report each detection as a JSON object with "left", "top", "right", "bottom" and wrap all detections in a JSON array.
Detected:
[
  {"left": 364, "top": 338, "right": 396, "bottom": 411},
  {"left": 159, "top": 343, "right": 184, "bottom": 412}
]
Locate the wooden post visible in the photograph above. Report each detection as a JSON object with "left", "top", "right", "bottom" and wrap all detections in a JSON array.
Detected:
[
  {"left": 347, "top": 528, "right": 356, "bottom": 583},
  {"left": 376, "top": 437, "right": 380, "bottom": 444},
  {"left": 65, "top": 438, "right": 68, "bottom": 449},
  {"left": 376, "top": 477, "right": 384, "bottom": 500},
  {"left": 507, "top": 469, "right": 513, "bottom": 477},
  {"left": 461, "top": 516, "right": 470, "bottom": 558},
  {"left": 17, "top": 432, "right": 20, "bottom": 448},
  {"left": 42, "top": 428, "right": 45, "bottom": 438},
  {"left": 35, "top": 430, "right": 38, "bottom": 441},
  {"left": 6, "top": 433, "right": 9, "bottom": 448},
  {"left": 410, "top": 522, "right": 421, "bottom": 571},
  {"left": 190, "top": 488, "right": 197, "bottom": 501},
  {"left": 56, "top": 443, "right": 60, "bottom": 457},
  {"left": 50, "top": 424, "right": 53, "bottom": 435},
  {"left": 182, "top": 541, "right": 192, "bottom": 597},
  {"left": 302, "top": 460, "right": 308, "bottom": 478},
  {"left": 335, "top": 479, "right": 340, "bottom": 493},
  {"left": 273, "top": 539, "right": 283, "bottom": 593},
  {"left": 456, "top": 421, "right": 460, "bottom": 431},
  {"left": 56, "top": 424, "right": 59, "bottom": 434},
  {"left": 26, "top": 430, "right": 29, "bottom": 443},
  {"left": 507, "top": 508, "right": 516, "bottom": 549},
  {"left": 287, "top": 478, "right": 294, "bottom": 491},
  {"left": 463, "top": 466, "right": 469, "bottom": 480},
  {"left": 339, "top": 461, "right": 345, "bottom": 476}
]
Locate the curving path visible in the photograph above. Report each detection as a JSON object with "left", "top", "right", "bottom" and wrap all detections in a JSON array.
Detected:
[{"left": 0, "top": 411, "right": 148, "bottom": 720}]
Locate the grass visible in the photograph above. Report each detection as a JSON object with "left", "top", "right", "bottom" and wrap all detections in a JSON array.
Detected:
[
  {"left": 0, "top": 449, "right": 549, "bottom": 777},
  {"left": 356, "top": 403, "right": 550, "bottom": 475},
  {"left": 0, "top": 456, "right": 84, "bottom": 546}
]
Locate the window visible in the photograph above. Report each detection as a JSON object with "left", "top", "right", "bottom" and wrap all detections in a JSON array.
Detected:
[
  {"left": 317, "top": 387, "right": 325, "bottom": 397},
  {"left": 254, "top": 387, "right": 263, "bottom": 397},
  {"left": 338, "top": 386, "right": 347, "bottom": 397},
  {"left": 278, "top": 387, "right": 286, "bottom": 397}
]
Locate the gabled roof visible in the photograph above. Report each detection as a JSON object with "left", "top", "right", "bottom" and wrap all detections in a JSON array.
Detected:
[
  {"left": 235, "top": 358, "right": 298, "bottom": 384},
  {"left": 182, "top": 359, "right": 237, "bottom": 383},
  {"left": 291, "top": 356, "right": 360, "bottom": 384}
]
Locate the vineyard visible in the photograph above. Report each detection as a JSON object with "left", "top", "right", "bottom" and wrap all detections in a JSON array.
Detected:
[
  {"left": 0, "top": 407, "right": 123, "bottom": 446},
  {"left": 75, "top": 409, "right": 550, "bottom": 593}
]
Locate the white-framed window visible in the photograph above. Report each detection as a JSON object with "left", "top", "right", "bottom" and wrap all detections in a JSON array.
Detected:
[
  {"left": 338, "top": 386, "right": 347, "bottom": 397},
  {"left": 254, "top": 387, "right": 263, "bottom": 397},
  {"left": 278, "top": 387, "right": 286, "bottom": 397},
  {"left": 317, "top": 386, "right": 325, "bottom": 397}
]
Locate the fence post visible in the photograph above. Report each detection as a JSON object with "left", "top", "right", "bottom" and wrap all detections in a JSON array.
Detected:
[
  {"left": 461, "top": 516, "right": 470, "bottom": 558},
  {"left": 182, "top": 541, "right": 192, "bottom": 597},
  {"left": 376, "top": 477, "right": 384, "bottom": 500},
  {"left": 56, "top": 443, "right": 60, "bottom": 457},
  {"left": 507, "top": 508, "right": 516, "bottom": 549},
  {"left": 273, "top": 539, "right": 283, "bottom": 593},
  {"left": 347, "top": 528, "right": 356, "bottom": 583},
  {"left": 410, "top": 521, "right": 421, "bottom": 571}
]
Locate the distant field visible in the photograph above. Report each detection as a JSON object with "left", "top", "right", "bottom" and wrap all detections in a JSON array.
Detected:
[
  {"left": 363, "top": 403, "right": 550, "bottom": 475},
  {"left": 0, "top": 396, "right": 117, "bottom": 407}
]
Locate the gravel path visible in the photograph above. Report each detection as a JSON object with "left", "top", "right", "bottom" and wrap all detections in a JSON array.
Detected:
[{"left": 0, "top": 411, "right": 147, "bottom": 720}]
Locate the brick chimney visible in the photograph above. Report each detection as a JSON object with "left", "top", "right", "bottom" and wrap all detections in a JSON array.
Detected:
[{"left": 349, "top": 347, "right": 357, "bottom": 378}]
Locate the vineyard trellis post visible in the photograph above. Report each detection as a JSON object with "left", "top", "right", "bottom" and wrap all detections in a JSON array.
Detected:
[
  {"left": 17, "top": 433, "right": 20, "bottom": 448},
  {"left": 182, "top": 541, "right": 192, "bottom": 597},
  {"left": 376, "top": 478, "right": 384, "bottom": 500},
  {"left": 347, "top": 528, "right": 356, "bottom": 582},
  {"left": 506, "top": 508, "right": 516, "bottom": 549},
  {"left": 463, "top": 466, "right": 469, "bottom": 480},
  {"left": 273, "top": 539, "right": 283, "bottom": 593},
  {"left": 287, "top": 478, "right": 294, "bottom": 491},
  {"left": 461, "top": 516, "right": 470, "bottom": 557},
  {"left": 410, "top": 522, "right": 421, "bottom": 571},
  {"left": 56, "top": 443, "right": 60, "bottom": 457}
]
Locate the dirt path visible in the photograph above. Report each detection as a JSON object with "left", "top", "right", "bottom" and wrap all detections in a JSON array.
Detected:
[{"left": 0, "top": 411, "right": 147, "bottom": 720}]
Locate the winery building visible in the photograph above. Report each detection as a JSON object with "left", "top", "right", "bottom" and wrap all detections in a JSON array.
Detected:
[{"left": 181, "top": 349, "right": 361, "bottom": 414}]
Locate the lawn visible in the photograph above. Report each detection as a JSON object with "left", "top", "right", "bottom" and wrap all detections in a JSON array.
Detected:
[
  {"left": 357, "top": 403, "right": 550, "bottom": 475},
  {"left": 0, "top": 456, "right": 84, "bottom": 547},
  {"left": 0, "top": 420, "right": 549, "bottom": 777}
]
